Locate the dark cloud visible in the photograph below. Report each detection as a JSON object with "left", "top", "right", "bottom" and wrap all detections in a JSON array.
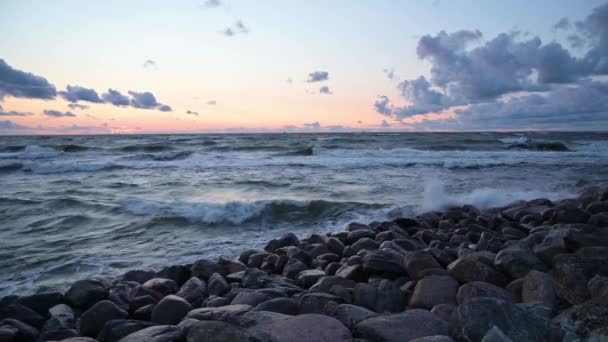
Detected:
[
  {"left": 374, "top": 96, "right": 392, "bottom": 115},
  {"left": 319, "top": 86, "right": 332, "bottom": 94},
  {"left": 143, "top": 60, "right": 157, "bottom": 69},
  {"left": 0, "top": 120, "right": 29, "bottom": 130},
  {"left": 59, "top": 85, "right": 104, "bottom": 103},
  {"left": 575, "top": 3, "right": 608, "bottom": 75},
  {"left": 207, "top": 100, "right": 217, "bottom": 105},
  {"left": 303, "top": 121, "right": 321, "bottom": 129},
  {"left": 102, "top": 89, "right": 130, "bottom": 106},
  {"left": 128, "top": 91, "right": 172, "bottom": 112},
  {"left": 553, "top": 17, "right": 571, "bottom": 30},
  {"left": 306, "top": 71, "right": 329, "bottom": 83},
  {"left": 0, "top": 58, "right": 56, "bottom": 100},
  {"left": 43, "top": 109, "right": 76, "bottom": 118},
  {"left": 68, "top": 103, "right": 89, "bottom": 110},
  {"left": 381, "top": 120, "right": 391, "bottom": 127},
  {"left": 0, "top": 105, "right": 32, "bottom": 116},
  {"left": 186, "top": 110, "right": 199, "bottom": 116}
]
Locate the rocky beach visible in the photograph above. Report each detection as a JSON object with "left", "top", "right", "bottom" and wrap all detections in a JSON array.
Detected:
[{"left": 2, "top": 186, "right": 608, "bottom": 342}]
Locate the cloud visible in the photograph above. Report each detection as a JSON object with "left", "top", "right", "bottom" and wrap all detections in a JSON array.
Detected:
[
  {"left": 221, "top": 20, "right": 249, "bottom": 37},
  {"left": 303, "top": 121, "right": 321, "bottom": 129},
  {"left": 319, "top": 86, "right": 332, "bottom": 94},
  {"left": 68, "top": 103, "right": 89, "bottom": 110},
  {"left": 0, "top": 120, "right": 30, "bottom": 130},
  {"left": 554, "top": 17, "right": 571, "bottom": 30},
  {"left": 374, "top": 3, "right": 608, "bottom": 130},
  {"left": 143, "top": 59, "right": 157, "bottom": 69},
  {"left": 0, "top": 105, "right": 32, "bottom": 116},
  {"left": 207, "top": 100, "right": 217, "bottom": 105},
  {"left": 128, "top": 91, "right": 172, "bottom": 112},
  {"left": 383, "top": 68, "right": 395, "bottom": 80},
  {"left": 43, "top": 109, "right": 76, "bottom": 118},
  {"left": 102, "top": 89, "right": 130, "bottom": 106},
  {"left": 186, "top": 110, "right": 199, "bottom": 116},
  {"left": 0, "top": 58, "right": 56, "bottom": 100},
  {"left": 286, "top": 78, "right": 293, "bottom": 84},
  {"left": 221, "top": 28, "right": 235, "bottom": 37},
  {"left": 202, "top": 0, "right": 221, "bottom": 8},
  {"left": 381, "top": 120, "right": 391, "bottom": 127},
  {"left": 235, "top": 20, "right": 248, "bottom": 33},
  {"left": 306, "top": 71, "right": 329, "bottom": 82},
  {"left": 59, "top": 85, "right": 104, "bottom": 103}
]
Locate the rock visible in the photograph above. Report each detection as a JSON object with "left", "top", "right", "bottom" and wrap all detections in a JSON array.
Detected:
[
  {"left": 375, "top": 279, "right": 406, "bottom": 313},
  {"left": 252, "top": 298, "right": 299, "bottom": 315},
  {"left": 65, "top": 279, "right": 108, "bottom": 309},
  {"left": 532, "top": 228, "right": 570, "bottom": 264},
  {"left": 0, "top": 304, "right": 45, "bottom": 328},
  {"left": 175, "top": 277, "right": 207, "bottom": 307},
  {"left": 307, "top": 244, "right": 332, "bottom": 259},
  {"left": 353, "top": 283, "right": 378, "bottom": 311},
  {"left": 16, "top": 289, "right": 63, "bottom": 316},
  {"left": 0, "top": 318, "right": 38, "bottom": 341},
  {"left": 521, "top": 270, "right": 557, "bottom": 309},
  {"left": 456, "top": 281, "right": 515, "bottom": 304},
  {"left": 205, "top": 296, "right": 230, "bottom": 307},
  {"left": 552, "top": 204, "right": 590, "bottom": 223},
  {"left": 59, "top": 338, "right": 98, "bottom": 342},
  {"left": 310, "top": 276, "right": 356, "bottom": 293},
  {"left": 404, "top": 251, "right": 442, "bottom": 280},
  {"left": 247, "top": 252, "right": 272, "bottom": 269},
  {"left": 430, "top": 304, "right": 455, "bottom": 322},
  {"left": 241, "top": 268, "right": 267, "bottom": 288},
  {"left": 217, "top": 257, "right": 247, "bottom": 275},
  {"left": 296, "top": 269, "right": 325, "bottom": 288},
  {"left": 351, "top": 238, "right": 380, "bottom": 252},
  {"left": 239, "top": 249, "right": 265, "bottom": 265},
  {"left": 552, "top": 253, "right": 608, "bottom": 305},
  {"left": 494, "top": 245, "right": 547, "bottom": 279},
  {"left": 207, "top": 273, "right": 230, "bottom": 296},
  {"left": 141, "top": 278, "right": 178, "bottom": 296},
  {"left": 156, "top": 265, "right": 190, "bottom": 287},
  {"left": 447, "top": 256, "right": 507, "bottom": 286},
  {"left": 121, "top": 270, "right": 155, "bottom": 284},
  {"left": 282, "top": 258, "right": 307, "bottom": 279},
  {"left": 250, "top": 313, "right": 352, "bottom": 342},
  {"left": 191, "top": 259, "right": 223, "bottom": 280},
  {"left": 327, "top": 237, "right": 345, "bottom": 255},
  {"left": 505, "top": 278, "right": 524, "bottom": 302},
  {"left": 355, "top": 309, "right": 448, "bottom": 342},
  {"left": 79, "top": 300, "right": 128, "bottom": 337},
  {"left": 410, "top": 336, "right": 454, "bottom": 342},
  {"left": 455, "top": 297, "right": 550, "bottom": 342},
  {"left": 151, "top": 295, "right": 192, "bottom": 325},
  {"left": 38, "top": 328, "right": 79, "bottom": 341},
  {"left": 108, "top": 282, "right": 137, "bottom": 311},
  {"left": 588, "top": 212, "right": 608, "bottom": 226},
  {"left": 552, "top": 301, "right": 608, "bottom": 340},
  {"left": 97, "top": 319, "right": 155, "bottom": 342},
  {"left": 332, "top": 304, "right": 377, "bottom": 329},
  {"left": 299, "top": 292, "right": 340, "bottom": 314},
  {"left": 335, "top": 265, "right": 366, "bottom": 282},
  {"left": 133, "top": 304, "right": 154, "bottom": 321},
  {"left": 231, "top": 292, "right": 272, "bottom": 307},
  {"left": 265, "top": 233, "right": 300, "bottom": 252},
  {"left": 117, "top": 325, "right": 181, "bottom": 342},
  {"left": 128, "top": 295, "right": 156, "bottom": 313},
  {"left": 362, "top": 249, "right": 405, "bottom": 275},
  {"left": 44, "top": 304, "right": 75, "bottom": 331},
  {"left": 588, "top": 275, "right": 608, "bottom": 301},
  {"left": 409, "top": 275, "right": 458, "bottom": 309},
  {"left": 585, "top": 201, "right": 608, "bottom": 214},
  {"left": 186, "top": 304, "right": 252, "bottom": 322},
  {"left": 187, "top": 321, "right": 254, "bottom": 342},
  {"left": 481, "top": 326, "right": 514, "bottom": 342}
]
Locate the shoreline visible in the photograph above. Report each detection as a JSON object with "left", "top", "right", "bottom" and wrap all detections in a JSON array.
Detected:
[{"left": 1, "top": 187, "right": 608, "bottom": 341}]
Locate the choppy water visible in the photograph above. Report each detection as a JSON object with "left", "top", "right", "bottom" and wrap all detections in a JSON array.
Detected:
[{"left": 1, "top": 132, "right": 607, "bottom": 295}]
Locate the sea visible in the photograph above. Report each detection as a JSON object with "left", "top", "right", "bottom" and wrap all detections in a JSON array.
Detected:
[{"left": 1, "top": 132, "right": 607, "bottom": 295}]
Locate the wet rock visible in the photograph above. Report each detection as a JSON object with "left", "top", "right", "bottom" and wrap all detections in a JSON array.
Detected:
[
  {"left": 121, "top": 270, "right": 155, "bottom": 284},
  {"left": 494, "top": 244, "right": 547, "bottom": 279},
  {"left": 335, "top": 265, "right": 366, "bottom": 282},
  {"left": 252, "top": 298, "right": 299, "bottom": 315},
  {"left": 588, "top": 212, "right": 608, "bottom": 226},
  {"left": 239, "top": 249, "right": 265, "bottom": 265},
  {"left": 186, "top": 304, "right": 252, "bottom": 321},
  {"left": 532, "top": 228, "right": 569, "bottom": 264},
  {"left": 0, "top": 304, "right": 45, "bottom": 329},
  {"left": 0, "top": 318, "right": 38, "bottom": 341},
  {"left": 332, "top": 304, "right": 377, "bottom": 329},
  {"left": 588, "top": 275, "right": 608, "bottom": 301},
  {"left": 265, "top": 232, "right": 300, "bottom": 252},
  {"left": 141, "top": 278, "right": 178, "bottom": 297},
  {"left": 521, "top": 270, "right": 557, "bottom": 309},
  {"left": 231, "top": 291, "right": 271, "bottom": 307},
  {"left": 296, "top": 269, "right": 325, "bottom": 288},
  {"left": 375, "top": 279, "right": 406, "bottom": 313},
  {"left": 151, "top": 295, "right": 192, "bottom": 325},
  {"left": 430, "top": 304, "right": 455, "bottom": 322},
  {"left": 128, "top": 294, "right": 156, "bottom": 313},
  {"left": 191, "top": 259, "right": 223, "bottom": 280},
  {"left": 347, "top": 230, "right": 376, "bottom": 245},
  {"left": 351, "top": 238, "right": 379, "bottom": 252},
  {"left": 553, "top": 254, "right": 608, "bottom": 305},
  {"left": 552, "top": 301, "right": 608, "bottom": 340},
  {"left": 16, "top": 289, "right": 63, "bottom": 316},
  {"left": 79, "top": 300, "right": 128, "bottom": 337},
  {"left": 0, "top": 324, "right": 18, "bottom": 342},
  {"left": 250, "top": 313, "right": 352, "bottom": 342},
  {"left": 187, "top": 320, "right": 254, "bottom": 342},
  {"left": 362, "top": 249, "right": 405, "bottom": 275},
  {"left": 307, "top": 244, "right": 331, "bottom": 259},
  {"left": 156, "top": 265, "right": 190, "bottom": 287},
  {"left": 65, "top": 279, "right": 109, "bottom": 309},
  {"left": 175, "top": 277, "right": 207, "bottom": 307},
  {"left": 205, "top": 296, "right": 230, "bottom": 307},
  {"left": 355, "top": 309, "right": 448, "bottom": 342},
  {"left": 108, "top": 282, "right": 137, "bottom": 311},
  {"left": 97, "top": 319, "right": 155, "bottom": 342},
  {"left": 455, "top": 297, "right": 550, "bottom": 342},
  {"left": 409, "top": 275, "right": 458, "bottom": 309},
  {"left": 282, "top": 258, "right": 307, "bottom": 279},
  {"left": 456, "top": 281, "right": 515, "bottom": 304},
  {"left": 132, "top": 304, "right": 154, "bottom": 321},
  {"left": 310, "top": 276, "right": 356, "bottom": 293},
  {"left": 44, "top": 304, "right": 75, "bottom": 331},
  {"left": 327, "top": 237, "right": 345, "bottom": 255},
  {"left": 217, "top": 257, "right": 248, "bottom": 275},
  {"left": 353, "top": 283, "right": 378, "bottom": 311},
  {"left": 552, "top": 204, "right": 590, "bottom": 224},
  {"left": 481, "top": 326, "right": 513, "bottom": 342},
  {"left": 404, "top": 251, "right": 442, "bottom": 280},
  {"left": 299, "top": 292, "right": 339, "bottom": 314},
  {"left": 207, "top": 273, "right": 230, "bottom": 296},
  {"left": 241, "top": 268, "right": 267, "bottom": 288},
  {"left": 38, "top": 328, "right": 79, "bottom": 341},
  {"left": 247, "top": 252, "right": 272, "bottom": 269},
  {"left": 410, "top": 336, "right": 454, "bottom": 342},
  {"left": 447, "top": 256, "right": 507, "bottom": 286},
  {"left": 117, "top": 325, "right": 181, "bottom": 342}
]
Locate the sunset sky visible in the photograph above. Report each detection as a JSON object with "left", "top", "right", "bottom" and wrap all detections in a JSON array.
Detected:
[{"left": 1, "top": 0, "right": 607, "bottom": 134}]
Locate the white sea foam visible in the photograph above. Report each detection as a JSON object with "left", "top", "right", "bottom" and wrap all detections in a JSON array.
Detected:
[{"left": 498, "top": 136, "right": 530, "bottom": 144}]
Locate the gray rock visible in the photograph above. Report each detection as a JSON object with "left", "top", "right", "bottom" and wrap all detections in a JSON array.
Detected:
[
  {"left": 410, "top": 336, "right": 454, "bottom": 342},
  {"left": 410, "top": 275, "right": 458, "bottom": 309},
  {"left": 151, "top": 295, "right": 192, "bottom": 325},
  {"left": 521, "top": 270, "right": 557, "bottom": 309},
  {"left": 16, "top": 289, "right": 63, "bottom": 316},
  {"left": 239, "top": 249, "right": 265, "bottom": 265},
  {"left": 430, "top": 304, "right": 455, "bottom": 322},
  {"left": 156, "top": 265, "right": 190, "bottom": 286},
  {"left": 0, "top": 318, "right": 38, "bottom": 341},
  {"left": 376, "top": 279, "right": 406, "bottom": 313},
  {"left": 532, "top": 228, "right": 569, "bottom": 264},
  {"left": 456, "top": 297, "right": 550, "bottom": 342},
  {"left": 187, "top": 320, "right": 254, "bottom": 342},
  {"left": 205, "top": 296, "right": 230, "bottom": 307},
  {"left": 121, "top": 270, "right": 155, "bottom": 284},
  {"left": 117, "top": 325, "right": 181, "bottom": 342},
  {"left": 494, "top": 245, "right": 547, "bottom": 279},
  {"left": 362, "top": 249, "right": 405, "bottom": 275},
  {"left": 175, "top": 277, "right": 207, "bottom": 307},
  {"left": 250, "top": 313, "right": 352, "bottom": 342},
  {"left": 588, "top": 275, "right": 608, "bottom": 301},
  {"left": 207, "top": 273, "right": 230, "bottom": 296},
  {"left": 447, "top": 256, "right": 507, "bottom": 286},
  {"left": 296, "top": 269, "right": 325, "bottom": 288},
  {"left": 38, "top": 328, "right": 79, "bottom": 341},
  {"left": 282, "top": 258, "right": 307, "bottom": 279},
  {"left": 65, "top": 279, "right": 109, "bottom": 309},
  {"left": 141, "top": 278, "right": 178, "bottom": 296},
  {"left": 299, "top": 292, "right": 340, "bottom": 314},
  {"left": 191, "top": 259, "right": 223, "bottom": 280},
  {"left": 335, "top": 265, "right": 366, "bottom": 282},
  {"left": 351, "top": 238, "right": 380, "bottom": 252},
  {"left": 481, "top": 326, "right": 514, "bottom": 342},
  {"left": 0, "top": 303, "right": 45, "bottom": 328},
  {"left": 309, "top": 276, "right": 356, "bottom": 292},
  {"left": 265, "top": 232, "right": 300, "bottom": 252},
  {"left": 108, "top": 282, "right": 137, "bottom": 311},
  {"left": 552, "top": 301, "right": 608, "bottom": 340},
  {"left": 553, "top": 254, "right": 608, "bottom": 305},
  {"left": 327, "top": 237, "right": 345, "bottom": 255},
  {"left": 332, "top": 304, "right": 377, "bottom": 329},
  {"left": 231, "top": 291, "right": 272, "bottom": 307},
  {"left": 79, "top": 300, "right": 128, "bottom": 337},
  {"left": 252, "top": 298, "right": 299, "bottom": 315},
  {"left": 404, "top": 251, "right": 442, "bottom": 280},
  {"left": 355, "top": 309, "right": 448, "bottom": 342},
  {"left": 44, "top": 304, "right": 75, "bottom": 331},
  {"left": 97, "top": 319, "right": 155, "bottom": 342},
  {"left": 456, "top": 281, "right": 515, "bottom": 304},
  {"left": 353, "top": 283, "right": 378, "bottom": 311},
  {"left": 186, "top": 304, "right": 253, "bottom": 321}
]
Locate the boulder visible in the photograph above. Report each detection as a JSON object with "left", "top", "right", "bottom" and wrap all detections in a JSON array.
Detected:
[
  {"left": 97, "top": 319, "right": 155, "bottom": 342},
  {"left": 121, "top": 270, "right": 155, "bottom": 284},
  {"left": 16, "top": 289, "right": 63, "bottom": 316},
  {"left": 65, "top": 279, "right": 108, "bottom": 309},
  {"left": 404, "top": 251, "right": 442, "bottom": 280},
  {"left": 156, "top": 265, "right": 190, "bottom": 287},
  {"left": 375, "top": 279, "right": 406, "bottom": 313},
  {"left": 250, "top": 313, "right": 352, "bottom": 342},
  {"left": 175, "top": 277, "right": 207, "bottom": 307},
  {"left": 494, "top": 245, "right": 547, "bottom": 279},
  {"left": 44, "top": 304, "right": 75, "bottom": 331},
  {"left": 151, "top": 295, "right": 192, "bottom": 325},
  {"left": 353, "top": 283, "right": 378, "bottom": 311},
  {"left": 409, "top": 275, "right": 458, "bottom": 309},
  {"left": 447, "top": 256, "right": 507, "bottom": 286},
  {"left": 332, "top": 304, "right": 377, "bottom": 329},
  {"left": 191, "top": 259, "right": 223, "bottom": 280},
  {"left": 187, "top": 321, "right": 255, "bottom": 342},
  {"left": 553, "top": 254, "right": 608, "bottom": 305},
  {"left": 207, "top": 273, "right": 230, "bottom": 296},
  {"left": 0, "top": 318, "right": 38, "bottom": 341},
  {"left": 242, "top": 268, "right": 267, "bottom": 288},
  {"left": 117, "top": 325, "right": 181, "bottom": 342},
  {"left": 456, "top": 281, "right": 515, "bottom": 304},
  {"left": 410, "top": 336, "right": 454, "bottom": 342},
  {"left": 296, "top": 269, "right": 325, "bottom": 288},
  {"left": 552, "top": 301, "right": 608, "bottom": 340},
  {"left": 282, "top": 258, "right": 307, "bottom": 279},
  {"left": 79, "top": 300, "right": 128, "bottom": 337},
  {"left": 141, "top": 278, "right": 178, "bottom": 296},
  {"left": 588, "top": 275, "right": 608, "bottom": 301},
  {"left": 362, "top": 249, "right": 405, "bottom": 275},
  {"left": 521, "top": 270, "right": 557, "bottom": 309},
  {"left": 355, "top": 309, "right": 448, "bottom": 342},
  {"left": 481, "top": 326, "right": 513, "bottom": 342},
  {"left": 265, "top": 233, "right": 300, "bottom": 252},
  {"left": 186, "top": 304, "right": 252, "bottom": 322},
  {"left": 327, "top": 237, "right": 345, "bottom": 255},
  {"left": 252, "top": 298, "right": 299, "bottom": 315},
  {"left": 299, "top": 292, "right": 340, "bottom": 314},
  {"left": 310, "top": 276, "right": 356, "bottom": 293},
  {"left": 38, "top": 328, "right": 79, "bottom": 341},
  {"left": 231, "top": 292, "right": 272, "bottom": 307}
]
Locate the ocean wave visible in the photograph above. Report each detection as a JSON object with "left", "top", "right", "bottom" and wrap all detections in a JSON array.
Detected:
[
  {"left": 0, "top": 145, "right": 62, "bottom": 160},
  {"left": 498, "top": 136, "right": 529, "bottom": 144},
  {"left": 277, "top": 146, "right": 315, "bottom": 156},
  {"left": 0, "top": 162, "right": 23, "bottom": 172},
  {"left": 50, "top": 144, "right": 91, "bottom": 153},
  {"left": 123, "top": 198, "right": 384, "bottom": 225},
  {"left": 23, "top": 161, "right": 128, "bottom": 174},
  {"left": 118, "top": 144, "right": 174, "bottom": 153},
  {"left": 125, "top": 151, "right": 194, "bottom": 161}
]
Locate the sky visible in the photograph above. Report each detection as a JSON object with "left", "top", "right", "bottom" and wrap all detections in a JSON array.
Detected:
[{"left": 0, "top": 0, "right": 607, "bottom": 134}]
